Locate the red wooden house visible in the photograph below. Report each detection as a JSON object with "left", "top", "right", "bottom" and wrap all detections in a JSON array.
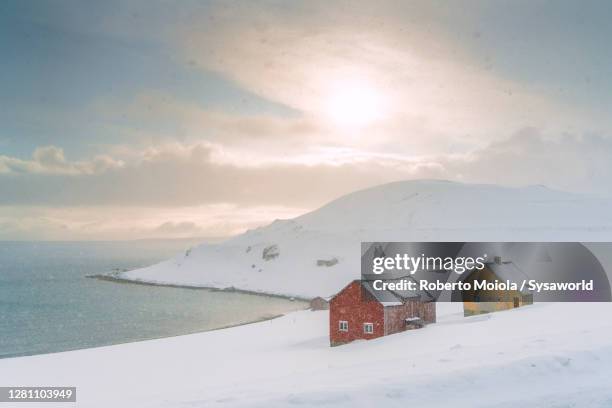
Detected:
[{"left": 329, "top": 280, "right": 436, "bottom": 346}]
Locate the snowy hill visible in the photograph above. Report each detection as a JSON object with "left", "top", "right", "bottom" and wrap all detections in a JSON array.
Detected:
[{"left": 123, "top": 180, "right": 612, "bottom": 298}]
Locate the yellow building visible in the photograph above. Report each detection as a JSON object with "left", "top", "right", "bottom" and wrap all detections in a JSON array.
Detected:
[{"left": 462, "top": 258, "right": 533, "bottom": 316}]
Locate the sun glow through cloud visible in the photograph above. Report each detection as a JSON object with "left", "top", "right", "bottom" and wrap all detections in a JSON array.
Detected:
[{"left": 324, "top": 80, "right": 387, "bottom": 128}]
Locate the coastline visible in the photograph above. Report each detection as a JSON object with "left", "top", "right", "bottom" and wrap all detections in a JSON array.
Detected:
[
  {"left": 3, "top": 274, "right": 309, "bottom": 360},
  {"left": 87, "top": 273, "right": 313, "bottom": 302},
  {"left": 1, "top": 242, "right": 311, "bottom": 360}
]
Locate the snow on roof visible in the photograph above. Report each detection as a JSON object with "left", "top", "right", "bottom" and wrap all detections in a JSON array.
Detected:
[
  {"left": 405, "top": 317, "right": 422, "bottom": 322},
  {"left": 361, "top": 281, "right": 404, "bottom": 305},
  {"left": 360, "top": 279, "right": 424, "bottom": 306},
  {"left": 381, "top": 301, "right": 403, "bottom": 307},
  {"left": 385, "top": 276, "right": 423, "bottom": 300}
]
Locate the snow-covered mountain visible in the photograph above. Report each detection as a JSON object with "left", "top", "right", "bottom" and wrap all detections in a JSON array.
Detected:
[{"left": 124, "top": 180, "right": 612, "bottom": 298}]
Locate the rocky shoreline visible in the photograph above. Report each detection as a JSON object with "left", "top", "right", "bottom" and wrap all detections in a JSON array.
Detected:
[{"left": 86, "top": 273, "right": 312, "bottom": 302}]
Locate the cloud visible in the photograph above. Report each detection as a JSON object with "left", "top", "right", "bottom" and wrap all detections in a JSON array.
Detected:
[
  {"left": 154, "top": 221, "right": 205, "bottom": 237},
  {"left": 0, "top": 204, "right": 307, "bottom": 241},
  {"left": 445, "top": 128, "right": 612, "bottom": 191},
  {"left": 0, "top": 142, "right": 402, "bottom": 208},
  {"left": 1, "top": 130, "right": 611, "bottom": 212},
  {"left": 0, "top": 146, "right": 123, "bottom": 175},
  {"left": 74, "top": 0, "right": 604, "bottom": 174},
  {"left": 99, "top": 89, "right": 495, "bottom": 164},
  {"left": 176, "top": 0, "right": 608, "bottom": 141},
  {"left": 2, "top": 129, "right": 611, "bottom": 240},
  {"left": 104, "top": 91, "right": 323, "bottom": 149}
]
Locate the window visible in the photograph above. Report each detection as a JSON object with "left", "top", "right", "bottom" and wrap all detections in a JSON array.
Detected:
[
  {"left": 339, "top": 321, "right": 348, "bottom": 332},
  {"left": 363, "top": 323, "right": 374, "bottom": 334}
]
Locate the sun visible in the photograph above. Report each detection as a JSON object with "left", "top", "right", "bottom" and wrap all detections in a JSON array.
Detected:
[{"left": 325, "top": 80, "right": 387, "bottom": 128}]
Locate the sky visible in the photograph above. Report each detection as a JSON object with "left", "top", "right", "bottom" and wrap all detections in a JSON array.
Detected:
[{"left": 1, "top": 0, "right": 612, "bottom": 240}]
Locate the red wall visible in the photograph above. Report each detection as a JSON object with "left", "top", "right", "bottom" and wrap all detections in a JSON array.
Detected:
[
  {"left": 384, "top": 301, "right": 417, "bottom": 335},
  {"left": 329, "top": 281, "right": 384, "bottom": 346},
  {"left": 384, "top": 300, "right": 437, "bottom": 335},
  {"left": 422, "top": 302, "right": 436, "bottom": 324}
]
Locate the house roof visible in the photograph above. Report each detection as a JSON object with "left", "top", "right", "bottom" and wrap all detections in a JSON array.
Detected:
[
  {"left": 361, "top": 281, "right": 403, "bottom": 306},
  {"left": 361, "top": 278, "right": 433, "bottom": 306},
  {"left": 310, "top": 296, "right": 330, "bottom": 301},
  {"left": 330, "top": 272, "right": 436, "bottom": 307}
]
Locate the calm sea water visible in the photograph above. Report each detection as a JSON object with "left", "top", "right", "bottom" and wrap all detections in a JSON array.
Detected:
[{"left": 0, "top": 240, "right": 306, "bottom": 359}]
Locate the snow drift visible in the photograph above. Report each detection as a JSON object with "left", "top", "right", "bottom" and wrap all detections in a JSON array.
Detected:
[
  {"left": 123, "top": 180, "right": 612, "bottom": 298},
  {"left": 3, "top": 303, "right": 612, "bottom": 408}
]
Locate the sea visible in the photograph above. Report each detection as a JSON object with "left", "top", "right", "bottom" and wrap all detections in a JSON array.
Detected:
[{"left": 0, "top": 240, "right": 306, "bottom": 359}]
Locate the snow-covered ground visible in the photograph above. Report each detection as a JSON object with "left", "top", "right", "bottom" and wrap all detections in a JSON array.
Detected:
[
  {"left": 2, "top": 302, "right": 612, "bottom": 407},
  {"left": 123, "top": 180, "right": 612, "bottom": 298}
]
